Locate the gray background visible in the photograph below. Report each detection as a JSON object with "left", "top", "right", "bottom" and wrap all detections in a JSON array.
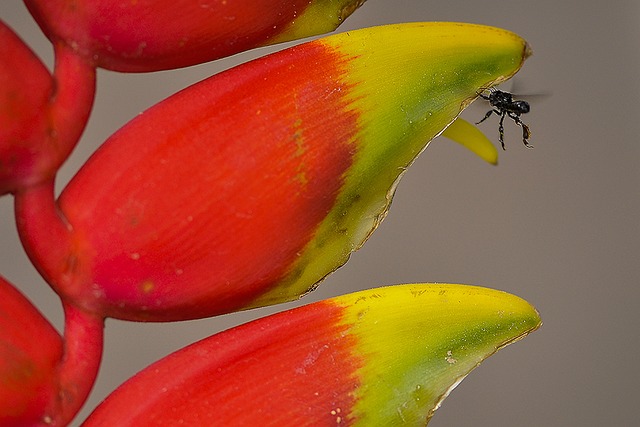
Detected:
[{"left": 2, "top": 1, "right": 639, "bottom": 425}]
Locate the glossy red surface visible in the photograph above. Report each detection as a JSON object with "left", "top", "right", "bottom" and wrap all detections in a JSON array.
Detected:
[{"left": 59, "top": 42, "right": 359, "bottom": 320}]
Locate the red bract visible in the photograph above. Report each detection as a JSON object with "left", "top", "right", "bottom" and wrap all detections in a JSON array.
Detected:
[
  {"left": 0, "top": 19, "right": 95, "bottom": 196},
  {"left": 58, "top": 42, "right": 358, "bottom": 320},
  {"left": 0, "top": 275, "right": 62, "bottom": 426},
  {"left": 24, "top": 0, "right": 367, "bottom": 72}
]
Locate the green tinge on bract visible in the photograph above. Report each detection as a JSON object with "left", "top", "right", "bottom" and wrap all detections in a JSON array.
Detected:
[
  {"left": 339, "top": 284, "right": 541, "bottom": 425},
  {"left": 269, "top": 0, "right": 367, "bottom": 45},
  {"left": 252, "top": 23, "right": 529, "bottom": 308}
]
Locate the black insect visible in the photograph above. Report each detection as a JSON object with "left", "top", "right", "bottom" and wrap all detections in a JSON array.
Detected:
[{"left": 476, "top": 88, "right": 532, "bottom": 150}]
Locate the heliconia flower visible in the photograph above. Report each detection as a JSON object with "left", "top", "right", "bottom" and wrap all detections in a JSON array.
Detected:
[
  {"left": 24, "top": 0, "right": 367, "bottom": 72},
  {"left": 0, "top": 275, "right": 62, "bottom": 426},
  {"left": 16, "top": 23, "right": 531, "bottom": 321},
  {"left": 81, "top": 283, "right": 541, "bottom": 426},
  {"left": 0, "top": 20, "right": 95, "bottom": 196}
]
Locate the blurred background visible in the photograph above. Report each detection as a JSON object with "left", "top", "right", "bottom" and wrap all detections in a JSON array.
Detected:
[{"left": 2, "top": 1, "right": 639, "bottom": 425}]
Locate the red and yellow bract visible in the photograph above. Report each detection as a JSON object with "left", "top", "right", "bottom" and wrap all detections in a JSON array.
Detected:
[
  {"left": 16, "top": 23, "right": 530, "bottom": 322},
  {"left": 82, "top": 284, "right": 541, "bottom": 426}
]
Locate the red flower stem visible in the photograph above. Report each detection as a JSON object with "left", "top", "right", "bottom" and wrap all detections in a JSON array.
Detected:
[
  {"left": 12, "top": 181, "right": 104, "bottom": 423},
  {"left": 14, "top": 179, "right": 77, "bottom": 293},
  {"left": 48, "top": 41, "right": 96, "bottom": 162},
  {"left": 14, "top": 42, "right": 96, "bottom": 297},
  {"left": 46, "top": 302, "right": 104, "bottom": 426},
  {"left": 13, "top": 45, "right": 101, "bottom": 425}
]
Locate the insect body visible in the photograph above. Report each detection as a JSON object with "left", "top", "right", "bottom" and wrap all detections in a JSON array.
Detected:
[{"left": 476, "top": 88, "right": 532, "bottom": 150}]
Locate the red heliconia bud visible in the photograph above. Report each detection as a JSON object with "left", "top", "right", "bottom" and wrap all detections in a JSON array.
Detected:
[
  {"left": 0, "top": 19, "right": 95, "bottom": 196},
  {"left": 24, "top": 0, "right": 367, "bottom": 72},
  {"left": 0, "top": 275, "right": 62, "bottom": 426}
]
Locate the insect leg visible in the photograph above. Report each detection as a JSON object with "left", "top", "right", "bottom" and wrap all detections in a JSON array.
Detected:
[
  {"left": 508, "top": 111, "right": 533, "bottom": 148},
  {"left": 476, "top": 109, "right": 494, "bottom": 125},
  {"left": 498, "top": 111, "right": 506, "bottom": 150}
]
